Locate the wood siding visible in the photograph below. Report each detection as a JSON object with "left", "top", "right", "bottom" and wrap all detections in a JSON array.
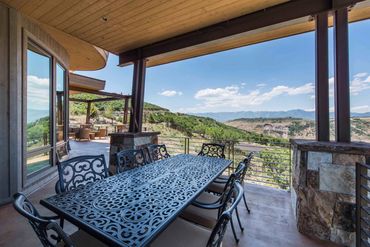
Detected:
[{"left": 0, "top": 3, "right": 10, "bottom": 203}]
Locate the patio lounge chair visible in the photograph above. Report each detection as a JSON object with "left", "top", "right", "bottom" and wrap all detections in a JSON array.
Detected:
[
  {"left": 94, "top": 128, "right": 107, "bottom": 139},
  {"left": 13, "top": 193, "right": 107, "bottom": 247},
  {"left": 75, "top": 128, "right": 91, "bottom": 141},
  {"left": 152, "top": 182, "right": 243, "bottom": 247},
  {"left": 198, "top": 143, "right": 226, "bottom": 158}
]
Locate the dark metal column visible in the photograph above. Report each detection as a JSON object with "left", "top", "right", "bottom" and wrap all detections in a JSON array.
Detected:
[
  {"left": 129, "top": 59, "right": 146, "bottom": 133},
  {"left": 123, "top": 97, "right": 129, "bottom": 124},
  {"left": 315, "top": 12, "right": 329, "bottom": 141},
  {"left": 334, "top": 8, "right": 351, "bottom": 142}
]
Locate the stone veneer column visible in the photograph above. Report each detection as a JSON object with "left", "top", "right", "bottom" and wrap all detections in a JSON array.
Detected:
[
  {"left": 108, "top": 132, "right": 160, "bottom": 174},
  {"left": 290, "top": 139, "right": 370, "bottom": 247}
]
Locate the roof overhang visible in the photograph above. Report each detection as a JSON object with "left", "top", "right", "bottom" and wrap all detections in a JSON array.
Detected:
[
  {"left": 2, "top": 0, "right": 370, "bottom": 68},
  {"left": 69, "top": 73, "right": 106, "bottom": 92},
  {"left": 120, "top": 0, "right": 370, "bottom": 67},
  {"left": 69, "top": 73, "right": 130, "bottom": 99}
]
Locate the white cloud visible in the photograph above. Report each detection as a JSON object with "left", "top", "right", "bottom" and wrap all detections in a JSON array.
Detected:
[
  {"left": 27, "top": 75, "right": 50, "bottom": 110},
  {"left": 350, "top": 73, "right": 370, "bottom": 95},
  {"left": 354, "top": 72, "right": 368, "bottom": 78},
  {"left": 187, "top": 83, "right": 314, "bottom": 112},
  {"left": 328, "top": 73, "right": 370, "bottom": 96},
  {"left": 256, "top": 83, "right": 267, "bottom": 87},
  {"left": 159, "top": 90, "right": 183, "bottom": 97},
  {"left": 351, "top": 105, "right": 370, "bottom": 113}
]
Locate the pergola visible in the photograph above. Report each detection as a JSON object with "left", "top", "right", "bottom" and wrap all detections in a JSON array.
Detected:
[{"left": 69, "top": 73, "right": 131, "bottom": 125}]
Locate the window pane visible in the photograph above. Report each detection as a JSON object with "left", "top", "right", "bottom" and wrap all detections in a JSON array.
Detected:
[
  {"left": 26, "top": 47, "right": 51, "bottom": 174},
  {"left": 56, "top": 64, "right": 65, "bottom": 142},
  {"left": 27, "top": 152, "right": 51, "bottom": 175}
]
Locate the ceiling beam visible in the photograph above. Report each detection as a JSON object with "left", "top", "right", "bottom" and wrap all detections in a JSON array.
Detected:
[{"left": 119, "top": 0, "right": 363, "bottom": 65}]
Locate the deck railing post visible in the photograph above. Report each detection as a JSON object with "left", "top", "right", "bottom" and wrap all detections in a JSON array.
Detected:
[{"left": 356, "top": 162, "right": 361, "bottom": 247}]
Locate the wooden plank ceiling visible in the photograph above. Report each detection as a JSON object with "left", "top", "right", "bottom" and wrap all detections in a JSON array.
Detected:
[
  {"left": 3, "top": 0, "right": 370, "bottom": 68},
  {"left": 148, "top": 1, "right": 370, "bottom": 66}
]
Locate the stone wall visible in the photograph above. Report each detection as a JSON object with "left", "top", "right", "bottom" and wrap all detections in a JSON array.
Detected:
[{"left": 291, "top": 139, "right": 370, "bottom": 247}]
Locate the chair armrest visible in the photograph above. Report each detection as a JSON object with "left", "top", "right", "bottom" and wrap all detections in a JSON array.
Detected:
[{"left": 42, "top": 215, "right": 60, "bottom": 221}]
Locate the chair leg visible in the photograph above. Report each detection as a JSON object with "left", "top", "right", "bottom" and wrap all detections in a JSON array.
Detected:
[
  {"left": 235, "top": 207, "right": 244, "bottom": 232},
  {"left": 230, "top": 217, "right": 239, "bottom": 243},
  {"left": 60, "top": 218, "right": 64, "bottom": 228},
  {"left": 243, "top": 193, "right": 251, "bottom": 214}
]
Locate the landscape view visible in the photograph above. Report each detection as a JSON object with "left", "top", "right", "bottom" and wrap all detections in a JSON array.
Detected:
[{"left": 67, "top": 88, "right": 370, "bottom": 190}]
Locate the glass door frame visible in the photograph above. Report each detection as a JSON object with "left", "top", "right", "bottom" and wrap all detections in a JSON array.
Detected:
[{"left": 22, "top": 30, "right": 69, "bottom": 187}]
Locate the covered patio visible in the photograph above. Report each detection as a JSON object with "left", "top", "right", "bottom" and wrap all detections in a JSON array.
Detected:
[
  {"left": 1, "top": 0, "right": 370, "bottom": 246},
  {"left": 0, "top": 140, "right": 337, "bottom": 247}
]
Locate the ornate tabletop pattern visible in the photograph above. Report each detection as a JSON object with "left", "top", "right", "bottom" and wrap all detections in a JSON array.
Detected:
[{"left": 41, "top": 154, "right": 231, "bottom": 247}]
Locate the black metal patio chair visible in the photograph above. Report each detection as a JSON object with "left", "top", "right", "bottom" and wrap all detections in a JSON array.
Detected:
[
  {"left": 180, "top": 163, "right": 245, "bottom": 243},
  {"left": 207, "top": 151, "right": 255, "bottom": 214},
  {"left": 198, "top": 143, "right": 226, "bottom": 159},
  {"left": 115, "top": 148, "right": 147, "bottom": 173},
  {"left": 55, "top": 154, "right": 109, "bottom": 194},
  {"left": 152, "top": 182, "right": 243, "bottom": 247},
  {"left": 13, "top": 193, "right": 107, "bottom": 247},
  {"left": 146, "top": 144, "right": 171, "bottom": 163}
]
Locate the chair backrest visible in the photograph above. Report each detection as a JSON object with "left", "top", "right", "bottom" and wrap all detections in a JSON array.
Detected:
[
  {"left": 240, "top": 152, "right": 255, "bottom": 183},
  {"left": 56, "top": 154, "right": 108, "bottom": 193},
  {"left": 79, "top": 128, "right": 91, "bottom": 139},
  {"left": 115, "top": 148, "right": 147, "bottom": 173},
  {"left": 13, "top": 193, "right": 73, "bottom": 247},
  {"left": 147, "top": 144, "right": 170, "bottom": 163},
  {"left": 98, "top": 128, "right": 107, "bottom": 136},
  {"left": 218, "top": 162, "right": 245, "bottom": 215},
  {"left": 198, "top": 143, "right": 226, "bottom": 158},
  {"left": 207, "top": 182, "right": 243, "bottom": 247}
]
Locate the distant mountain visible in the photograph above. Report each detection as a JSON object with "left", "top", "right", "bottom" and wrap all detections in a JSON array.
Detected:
[
  {"left": 27, "top": 109, "right": 49, "bottom": 123},
  {"left": 191, "top": 109, "right": 370, "bottom": 122}
]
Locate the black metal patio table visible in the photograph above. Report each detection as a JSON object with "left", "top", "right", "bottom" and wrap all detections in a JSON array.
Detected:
[{"left": 40, "top": 154, "right": 232, "bottom": 247}]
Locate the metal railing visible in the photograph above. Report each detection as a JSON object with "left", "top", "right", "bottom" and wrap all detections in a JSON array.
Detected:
[
  {"left": 158, "top": 135, "right": 292, "bottom": 190},
  {"left": 356, "top": 162, "right": 370, "bottom": 247}
]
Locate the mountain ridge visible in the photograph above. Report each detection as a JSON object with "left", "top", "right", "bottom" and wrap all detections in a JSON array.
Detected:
[{"left": 190, "top": 109, "right": 370, "bottom": 122}]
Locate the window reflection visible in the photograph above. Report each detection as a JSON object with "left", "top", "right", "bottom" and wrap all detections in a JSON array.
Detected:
[
  {"left": 26, "top": 47, "right": 51, "bottom": 174},
  {"left": 56, "top": 64, "right": 65, "bottom": 142}
]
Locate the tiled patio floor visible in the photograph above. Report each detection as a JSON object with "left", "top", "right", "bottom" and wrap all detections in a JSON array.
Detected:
[{"left": 0, "top": 140, "right": 339, "bottom": 247}]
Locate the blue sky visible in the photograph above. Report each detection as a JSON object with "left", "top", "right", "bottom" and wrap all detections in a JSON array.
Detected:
[{"left": 77, "top": 19, "right": 370, "bottom": 113}]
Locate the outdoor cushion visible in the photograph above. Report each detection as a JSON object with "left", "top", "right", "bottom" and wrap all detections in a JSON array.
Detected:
[
  {"left": 151, "top": 218, "right": 211, "bottom": 247},
  {"left": 180, "top": 192, "right": 220, "bottom": 229},
  {"left": 57, "top": 230, "right": 107, "bottom": 247},
  {"left": 207, "top": 181, "right": 224, "bottom": 194}
]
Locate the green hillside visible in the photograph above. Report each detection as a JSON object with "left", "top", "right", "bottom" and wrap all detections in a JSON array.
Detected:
[
  {"left": 147, "top": 112, "right": 287, "bottom": 145},
  {"left": 70, "top": 95, "right": 287, "bottom": 145}
]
